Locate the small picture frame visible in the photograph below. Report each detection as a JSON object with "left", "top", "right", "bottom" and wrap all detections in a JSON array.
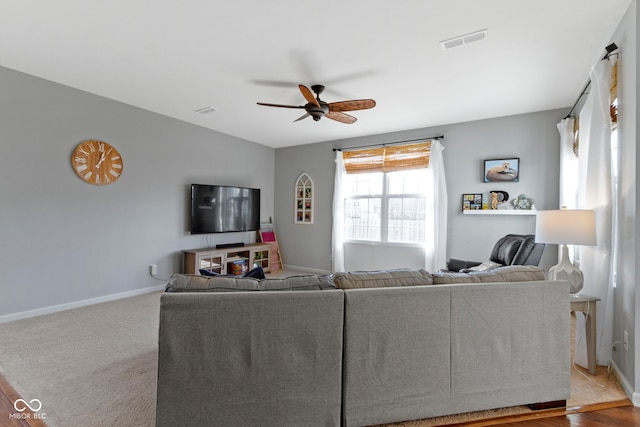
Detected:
[
  {"left": 483, "top": 158, "right": 520, "bottom": 182},
  {"left": 462, "top": 193, "right": 483, "bottom": 211}
]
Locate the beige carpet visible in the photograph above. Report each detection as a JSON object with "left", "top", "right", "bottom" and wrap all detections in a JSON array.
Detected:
[
  {"left": 0, "top": 292, "right": 628, "bottom": 427},
  {"left": 0, "top": 292, "right": 161, "bottom": 427}
]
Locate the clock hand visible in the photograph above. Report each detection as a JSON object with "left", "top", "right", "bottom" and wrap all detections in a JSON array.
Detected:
[{"left": 95, "top": 153, "right": 106, "bottom": 168}]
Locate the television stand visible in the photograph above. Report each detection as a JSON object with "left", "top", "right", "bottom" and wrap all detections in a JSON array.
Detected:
[{"left": 183, "top": 244, "right": 271, "bottom": 275}]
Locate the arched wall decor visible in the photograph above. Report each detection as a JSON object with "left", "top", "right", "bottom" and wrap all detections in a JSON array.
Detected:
[{"left": 295, "top": 172, "right": 314, "bottom": 224}]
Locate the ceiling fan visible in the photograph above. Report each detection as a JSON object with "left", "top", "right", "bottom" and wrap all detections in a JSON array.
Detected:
[{"left": 257, "top": 84, "right": 376, "bottom": 124}]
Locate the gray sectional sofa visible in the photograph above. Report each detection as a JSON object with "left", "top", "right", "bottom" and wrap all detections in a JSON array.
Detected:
[{"left": 156, "top": 267, "right": 571, "bottom": 427}]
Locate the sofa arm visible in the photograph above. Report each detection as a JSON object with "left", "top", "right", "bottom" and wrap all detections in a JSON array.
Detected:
[{"left": 446, "top": 258, "right": 481, "bottom": 272}]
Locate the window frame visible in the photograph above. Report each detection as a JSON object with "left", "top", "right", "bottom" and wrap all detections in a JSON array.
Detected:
[{"left": 343, "top": 169, "right": 427, "bottom": 247}]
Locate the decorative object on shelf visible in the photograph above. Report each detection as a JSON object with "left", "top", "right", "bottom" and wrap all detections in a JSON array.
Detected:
[
  {"left": 71, "top": 140, "right": 123, "bottom": 185},
  {"left": 535, "top": 208, "right": 597, "bottom": 293},
  {"left": 511, "top": 194, "right": 535, "bottom": 210},
  {"left": 491, "top": 190, "right": 509, "bottom": 204},
  {"left": 295, "top": 172, "right": 314, "bottom": 224},
  {"left": 483, "top": 158, "right": 519, "bottom": 182},
  {"left": 461, "top": 193, "right": 483, "bottom": 211}
]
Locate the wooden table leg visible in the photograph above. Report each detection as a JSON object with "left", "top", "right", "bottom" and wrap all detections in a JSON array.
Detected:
[{"left": 584, "top": 305, "right": 597, "bottom": 375}]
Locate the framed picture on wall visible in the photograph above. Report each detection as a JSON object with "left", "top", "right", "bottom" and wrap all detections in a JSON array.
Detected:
[
  {"left": 483, "top": 158, "right": 520, "bottom": 182},
  {"left": 295, "top": 172, "right": 314, "bottom": 224},
  {"left": 461, "top": 193, "right": 483, "bottom": 211}
]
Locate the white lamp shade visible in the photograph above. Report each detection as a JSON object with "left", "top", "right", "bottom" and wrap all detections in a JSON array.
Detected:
[{"left": 535, "top": 209, "right": 597, "bottom": 246}]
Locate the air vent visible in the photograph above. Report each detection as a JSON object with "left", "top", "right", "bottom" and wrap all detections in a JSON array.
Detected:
[
  {"left": 440, "top": 29, "right": 488, "bottom": 51},
  {"left": 195, "top": 106, "right": 217, "bottom": 115}
]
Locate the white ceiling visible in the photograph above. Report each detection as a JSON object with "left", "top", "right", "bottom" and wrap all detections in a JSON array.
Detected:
[{"left": 0, "top": 0, "right": 631, "bottom": 148}]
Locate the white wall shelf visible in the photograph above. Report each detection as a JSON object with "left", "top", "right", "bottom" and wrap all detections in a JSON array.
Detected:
[{"left": 462, "top": 209, "right": 537, "bottom": 216}]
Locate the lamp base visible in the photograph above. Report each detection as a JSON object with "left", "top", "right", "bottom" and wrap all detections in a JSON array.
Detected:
[{"left": 549, "top": 244, "right": 584, "bottom": 294}]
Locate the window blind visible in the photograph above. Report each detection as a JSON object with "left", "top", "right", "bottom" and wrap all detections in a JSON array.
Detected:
[
  {"left": 610, "top": 60, "right": 618, "bottom": 127},
  {"left": 342, "top": 142, "right": 432, "bottom": 174}
]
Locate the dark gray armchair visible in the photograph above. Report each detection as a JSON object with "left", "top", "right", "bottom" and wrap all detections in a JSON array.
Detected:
[{"left": 446, "top": 234, "right": 545, "bottom": 272}]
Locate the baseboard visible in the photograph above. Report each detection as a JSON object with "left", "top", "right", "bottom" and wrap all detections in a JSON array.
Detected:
[
  {"left": 0, "top": 284, "right": 166, "bottom": 324},
  {"left": 609, "top": 359, "right": 636, "bottom": 405},
  {"left": 282, "top": 264, "right": 332, "bottom": 275}
]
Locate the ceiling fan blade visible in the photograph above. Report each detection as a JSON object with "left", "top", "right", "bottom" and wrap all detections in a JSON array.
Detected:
[
  {"left": 326, "top": 111, "right": 357, "bottom": 124},
  {"left": 251, "top": 79, "right": 298, "bottom": 88},
  {"left": 293, "top": 112, "right": 311, "bottom": 122},
  {"left": 328, "top": 99, "right": 376, "bottom": 112},
  {"left": 298, "top": 85, "right": 320, "bottom": 107},
  {"left": 257, "top": 102, "right": 305, "bottom": 109}
]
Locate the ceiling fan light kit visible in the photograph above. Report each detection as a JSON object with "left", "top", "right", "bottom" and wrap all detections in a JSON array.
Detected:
[{"left": 257, "top": 84, "right": 375, "bottom": 124}]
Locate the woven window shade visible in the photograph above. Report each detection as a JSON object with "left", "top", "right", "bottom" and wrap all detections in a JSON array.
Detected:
[
  {"left": 610, "top": 60, "right": 618, "bottom": 126},
  {"left": 343, "top": 142, "right": 432, "bottom": 174}
]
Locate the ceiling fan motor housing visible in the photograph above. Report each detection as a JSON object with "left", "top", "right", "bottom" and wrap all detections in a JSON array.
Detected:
[{"left": 307, "top": 102, "right": 329, "bottom": 121}]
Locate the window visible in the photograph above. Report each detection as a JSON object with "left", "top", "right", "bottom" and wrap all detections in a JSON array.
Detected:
[{"left": 343, "top": 167, "right": 427, "bottom": 244}]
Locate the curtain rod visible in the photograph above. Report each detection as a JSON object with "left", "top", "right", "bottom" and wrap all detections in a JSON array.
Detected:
[
  {"left": 564, "top": 80, "right": 591, "bottom": 119},
  {"left": 332, "top": 135, "right": 444, "bottom": 152},
  {"left": 564, "top": 43, "right": 619, "bottom": 119}
]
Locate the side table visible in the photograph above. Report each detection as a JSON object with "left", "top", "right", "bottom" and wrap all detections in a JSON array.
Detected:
[{"left": 570, "top": 294, "right": 600, "bottom": 375}]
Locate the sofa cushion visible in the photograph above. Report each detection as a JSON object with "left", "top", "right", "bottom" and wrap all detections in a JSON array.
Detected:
[
  {"left": 432, "top": 265, "right": 546, "bottom": 285},
  {"left": 432, "top": 272, "right": 482, "bottom": 284},
  {"left": 332, "top": 269, "right": 433, "bottom": 289},
  {"left": 165, "top": 273, "right": 336, "bottom": 292},
  {"left": 259, "top": 275, "right": 336, "bottom": 291},
  {"left": 470, "top": 265, "right": 546, "bottom": 282}
]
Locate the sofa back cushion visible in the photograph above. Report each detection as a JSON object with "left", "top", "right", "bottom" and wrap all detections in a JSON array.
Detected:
[
  {"left": 470, "top": 265, "right": 546, "bottom": 282},
  {"left": 332, "top": 269, "right": 433, "bottom": 289},
  {"left": 165, "top": 273, "right": 336, "bottom": 292},
  {"left": 431, "top": 272, "right": 482, "bottom": 285},
  {"left": 432, "top": 265, "right": 546, "bottom": 285}
]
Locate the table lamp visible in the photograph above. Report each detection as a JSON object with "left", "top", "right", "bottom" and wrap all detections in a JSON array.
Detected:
[{"left": 535, "top": 208, "right": 596, "bottom": 294}]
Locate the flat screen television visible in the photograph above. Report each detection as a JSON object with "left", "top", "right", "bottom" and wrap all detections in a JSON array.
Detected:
[{"left": 190, "top": 184, "right": 260, "bottom": 234}]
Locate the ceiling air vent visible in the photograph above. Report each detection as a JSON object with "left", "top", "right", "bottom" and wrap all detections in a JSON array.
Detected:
[
  {"left": 195, "top": 106, "right": 217, "bottom": 115},
  {"left": 440, "top": 29, "right": 488, "bottom": 51}
]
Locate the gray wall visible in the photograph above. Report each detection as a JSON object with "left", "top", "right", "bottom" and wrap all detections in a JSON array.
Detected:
[
  {"left": 609, "top": 0, "right": 638, "bottom": 402},
  {"left": 274, "top": 108, "right": 566, "bottom": 273},
  {"left": 0, "top": 66, "right": 274, "bottom": 318}
]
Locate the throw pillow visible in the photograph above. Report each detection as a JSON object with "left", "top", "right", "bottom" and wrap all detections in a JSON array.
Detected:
[
  {"left": 198, "top": 266, "right": 265, "bottom": 279},
  {"left": 199, "top": 269, "right": 220, "bottom": 276},
  {"left": 243, "top": 266, "right": 266, "bottom": 279}
]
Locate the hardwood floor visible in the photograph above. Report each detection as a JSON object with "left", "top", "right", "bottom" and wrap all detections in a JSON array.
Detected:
[
  {"left": 0, "top": 373, "right": 47, "bottom": 427},
  {"left": 0, "top": 370, "right": 637, "bottom": 426},
  {"left": 448, "top": 400, "right": 639, "bottom": 426}
]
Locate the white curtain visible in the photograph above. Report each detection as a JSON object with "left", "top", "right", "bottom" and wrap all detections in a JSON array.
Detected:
[
  {"left": 557, "top": 117, "right": 578, "bottom": 263},
  {"left": 573, "top": 59, "right": 614, "bottom": 368},
  {"left": 424, "top": 140, "right": 448, "bottom": 271},
  {"left": 331, "top": 151, "right": 346, "bottom": 272},
  {"left": 331, "top": 141, "right": 448, "bottom": 272},
  {"left": 557, "top": 117, "right": 578, "bottom": 209}
]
